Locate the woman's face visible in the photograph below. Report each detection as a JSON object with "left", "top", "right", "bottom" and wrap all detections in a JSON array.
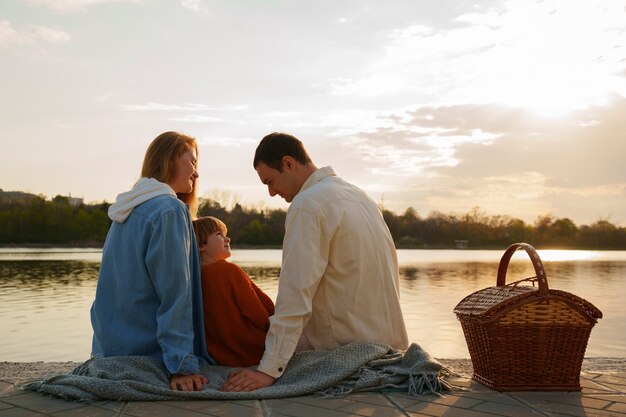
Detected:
[{"left": 168, "top": 146, "right": 198, "bottom": 194}]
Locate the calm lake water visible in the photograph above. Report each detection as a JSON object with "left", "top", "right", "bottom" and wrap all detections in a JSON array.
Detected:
[{"left": 1, "top": 248, "right": 625, "bottom": 361}]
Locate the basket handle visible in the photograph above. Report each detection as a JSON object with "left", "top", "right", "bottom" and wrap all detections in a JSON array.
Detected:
[{"left": 496, "top": 243, "right": 549, "bottom": 296}]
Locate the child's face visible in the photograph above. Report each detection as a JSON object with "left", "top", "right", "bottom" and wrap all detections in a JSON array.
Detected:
[{"left": 200, "top": 231, "right": 231, "bottom": 263}]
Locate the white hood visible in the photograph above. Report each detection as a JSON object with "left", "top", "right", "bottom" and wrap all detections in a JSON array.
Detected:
[{"left": 108, "top": 178, "right": 177, "bottom": 223}]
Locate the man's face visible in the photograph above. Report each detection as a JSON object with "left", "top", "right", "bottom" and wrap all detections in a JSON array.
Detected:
[{"left": 256, "top": 161, "right": 300, "bottom": 203}]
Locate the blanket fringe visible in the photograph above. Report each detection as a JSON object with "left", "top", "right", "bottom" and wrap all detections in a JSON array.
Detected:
[
  {"left": 318, "top": 370, "right": 454, "bottom": 398},
  {"left": 22, "top": 380, "right": 43, "bottom": 392},
  {"left": 408, "top": 372, "right": 445, "bottom": 396}
]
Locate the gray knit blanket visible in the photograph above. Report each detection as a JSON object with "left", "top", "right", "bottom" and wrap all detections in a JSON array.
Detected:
[{"left": 25, "top": 342, "right": 451, "bottom": 401}]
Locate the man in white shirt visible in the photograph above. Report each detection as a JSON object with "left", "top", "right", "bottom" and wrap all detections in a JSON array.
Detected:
[{"left": 221, "top": 132, "right": 408, "bottom": 392}]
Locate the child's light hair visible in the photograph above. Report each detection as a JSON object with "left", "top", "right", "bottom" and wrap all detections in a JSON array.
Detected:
[{"left": 192, "top": 216, "right": 228, "bottom": 246}]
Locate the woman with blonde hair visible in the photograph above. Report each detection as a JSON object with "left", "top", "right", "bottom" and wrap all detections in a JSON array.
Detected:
[{"left": 90, "top": 131, "right": 212, "bottom": 391}]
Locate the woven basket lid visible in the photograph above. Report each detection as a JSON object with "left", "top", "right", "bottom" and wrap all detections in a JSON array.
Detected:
[
  {"left": 453, "top": 243, "right": 603, "bottom": 321},
  {"left": 453, "top": 284, "right": 602, "bottom": 320},
  {"left": 454, "top": 284, "right": 537, "bottom": 317}
]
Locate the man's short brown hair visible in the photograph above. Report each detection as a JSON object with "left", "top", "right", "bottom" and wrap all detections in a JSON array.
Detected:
[{"left": 253, "top": 132, "right": 312, "bottom": 172}]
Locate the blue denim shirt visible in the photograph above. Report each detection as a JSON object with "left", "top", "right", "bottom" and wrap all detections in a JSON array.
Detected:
[{"left": 91, "top": 194, "right": 212, "bottom": 374}]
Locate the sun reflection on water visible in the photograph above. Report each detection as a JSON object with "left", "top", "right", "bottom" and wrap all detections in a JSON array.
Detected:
[{"left": 517, "top": 250, "right": 597, "bottom": 262}]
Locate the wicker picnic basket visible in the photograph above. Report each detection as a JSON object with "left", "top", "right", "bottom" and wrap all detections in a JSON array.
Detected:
[{"left": 453, "top": 243, "right": 602, "bottom": 391}]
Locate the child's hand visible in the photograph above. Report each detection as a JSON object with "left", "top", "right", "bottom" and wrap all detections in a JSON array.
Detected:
[{"left": 170, "top": 373, "right": 208, "bottom": 391}]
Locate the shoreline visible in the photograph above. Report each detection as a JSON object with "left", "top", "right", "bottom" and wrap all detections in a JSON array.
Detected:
[{"left": 3, "top": 244, "right": 626, "bottom": 251}]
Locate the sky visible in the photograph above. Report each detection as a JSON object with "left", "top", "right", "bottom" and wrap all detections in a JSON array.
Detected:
[{"left": 1, "top": 0, "right": 625, "bottom": 226}]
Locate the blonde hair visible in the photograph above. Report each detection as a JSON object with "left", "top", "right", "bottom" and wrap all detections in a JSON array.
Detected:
[
  {"left": 141, "top": 131, "right": 199, "bottom": 217},
  {"left": 192, "top": 216, "right": 228, "bottom": 246}
]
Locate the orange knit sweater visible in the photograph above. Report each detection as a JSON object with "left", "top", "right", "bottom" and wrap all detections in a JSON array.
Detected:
[{"left": 200, "top": 259, "right": 275, "bottom": 367}]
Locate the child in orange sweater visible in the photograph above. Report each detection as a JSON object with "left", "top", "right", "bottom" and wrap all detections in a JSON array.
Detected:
[{"left": 192, "top": 216, "right": 275, "bottom": 367}]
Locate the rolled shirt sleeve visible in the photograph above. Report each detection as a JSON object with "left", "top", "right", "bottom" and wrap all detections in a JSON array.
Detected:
[
  {"left": 145, "top": 208, "right": 200, "bottom": 375},
  {"left": 257, "top": 207, "right": 328, "bottom": 378}
]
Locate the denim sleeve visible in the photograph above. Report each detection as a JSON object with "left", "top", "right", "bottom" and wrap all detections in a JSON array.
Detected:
[{"left": 145, "top": 206, "right": 200, "bottom": 375}]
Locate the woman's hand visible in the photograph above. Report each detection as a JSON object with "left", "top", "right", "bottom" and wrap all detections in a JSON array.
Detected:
[
  {"left": 170, "top": 373, "right": 208, "bottom": 391},
  {"left": 220, "top": 369, "right": 275, "bottom": 392}
]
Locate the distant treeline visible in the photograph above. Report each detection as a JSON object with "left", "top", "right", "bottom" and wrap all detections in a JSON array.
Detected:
[
  {"left": 0, "top": 195, "right": 110, "bottom": 245},
  {"left": 381, "top": 207, "right": 626, "bottom": 249},
  {"left": 1, "top": 193, "right": 625, "bottom": 249}
]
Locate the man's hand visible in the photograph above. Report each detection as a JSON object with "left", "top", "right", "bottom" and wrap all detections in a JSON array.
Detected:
[
  {"left": 170, "top": 373, "right": 208, "bottom": 391},
  {"left": 220, "top": 369, "right": 276, "bottom": 392}
]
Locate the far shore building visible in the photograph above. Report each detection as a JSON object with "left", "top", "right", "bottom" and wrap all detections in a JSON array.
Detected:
[
  {"left": 67, "top": 194, "right": 84, "bottom": 207},
  {"left": 455, "top": 240, "right": 469, "bottom": 249}
]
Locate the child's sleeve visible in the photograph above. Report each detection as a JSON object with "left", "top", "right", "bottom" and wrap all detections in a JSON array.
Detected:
[
  {"left": 230, "top": 264, "right": 274, "bottom": 331},
  {"left": 253, "top": 283, "right": 275, "bottom": 316}
]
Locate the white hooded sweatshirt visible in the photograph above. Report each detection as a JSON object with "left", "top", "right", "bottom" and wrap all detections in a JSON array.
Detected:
[{"left": 108, "top": 178, "right": 177, "bottom": 223}]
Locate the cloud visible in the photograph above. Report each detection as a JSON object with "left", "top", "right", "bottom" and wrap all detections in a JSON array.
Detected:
[
  {"left": 408, "top": 172, "right": 554, "bottom": 217},
  {"left": 121, "top": 102, "right": 247, "bottom": 112},
  {"left": 337, "top": 105, "right": 505, "bottom": 176},
  {"left": 259, "top": 111, "right": 304, "bottom": 119},
  {"left": 348, "top": 97, "right": 625, "bottom": 171},
  {"left": 32, "top": 25, "right": 72, "bottom": 44},
  {"left": 179, "top": 0, "right": 208, "bottom": 14},
  {"left": 168, "top": 115, "right": 223, "bottom": 123},
  {"left": 94, "top": 92, "right": 114, "bottom": 102},
  {"left": 331, "top": 74, "right": 409, "bottom": 97},
  {"left": 338, "top": 95, "right": 626, "bottom": 223},
  {"left": 329, "top": 0, "right": 626, "bottom": 115},
  {"left": 0, "top": 20, "right": 71, "bottom": 45},
  {"left": 196, "top": 136, "right": 255, "bottom": 148},
  {"left": 52, "top": 123, "right": 74, "bottom": 129},
  {"left": 24, "top": 0, "right": 208, "bottom": 13},
  {"left": 431, "top": 97, "right": 626, "bottom": 187},
  {"left": 22, "top": 0, "right": 144, "bottom": 13},
  {"left": 121, "top": 102, "right": 246, "bottom": 124},
  {"left": 0, "top": 21, "right": 21, "bottom": 45}
]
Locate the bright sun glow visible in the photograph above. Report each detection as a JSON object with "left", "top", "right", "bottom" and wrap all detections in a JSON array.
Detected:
[{"left": 453, "top": 0, "right": 626, "bottom": 117}]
